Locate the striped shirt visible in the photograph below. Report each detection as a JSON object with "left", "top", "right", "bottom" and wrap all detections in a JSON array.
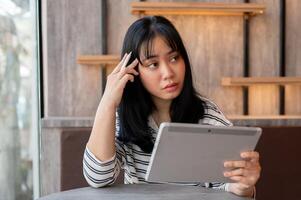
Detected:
[{"left": 83, "top": 97, "right": 233, "bottom": 190}]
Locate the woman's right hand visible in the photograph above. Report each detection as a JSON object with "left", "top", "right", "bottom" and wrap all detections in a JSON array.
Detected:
[{"left": 101, "top": 52, "right": 139, "bottom": 108}]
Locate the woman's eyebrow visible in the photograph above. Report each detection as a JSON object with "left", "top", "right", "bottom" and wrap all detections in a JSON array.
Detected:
[
  {"left": 168, "top": 51, "right": 178, "bottom": 56},
  {"left": 144, "top": 54, "right": 158, "bottom": 61},
  {"left": 141, "top": 54, "right": 158, "bottom": 63}
]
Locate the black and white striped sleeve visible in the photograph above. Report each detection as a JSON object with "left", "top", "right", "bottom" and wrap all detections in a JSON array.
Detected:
[
  {"left": 200, "top": 97, "right": 233, "bottom": 127},
  {"left": 83, "top": 147, "right": 121, "bottom": 188}
]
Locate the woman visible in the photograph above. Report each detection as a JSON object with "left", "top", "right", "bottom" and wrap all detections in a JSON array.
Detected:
[{"left": 83, "top": 16, "right": 261, "bottom": 198}]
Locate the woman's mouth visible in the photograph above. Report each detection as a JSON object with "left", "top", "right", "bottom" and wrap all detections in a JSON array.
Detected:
[{"left": 163, "top": 83, "right": 178, "bottom": 92}]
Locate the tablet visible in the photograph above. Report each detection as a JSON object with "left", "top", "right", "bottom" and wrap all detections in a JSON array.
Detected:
[{"left": 145, "top": 122, "right": 262, "bottom": 183}]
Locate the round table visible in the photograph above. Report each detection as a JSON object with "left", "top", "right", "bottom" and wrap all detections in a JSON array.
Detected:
[{"left": 38, "top": 184, "right": 252, "bottom": 200}]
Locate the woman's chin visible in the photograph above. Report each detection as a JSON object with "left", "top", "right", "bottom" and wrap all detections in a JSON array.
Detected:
[{"left": 161, "top": 91, "right": 181, "bottom": 100}]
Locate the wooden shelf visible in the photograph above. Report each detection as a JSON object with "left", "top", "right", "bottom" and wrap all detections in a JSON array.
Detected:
[
  {"left": 131, "top": 2, "right": 265, "bottom": 16},
  {"left": 228, "top": 115, "right": 301, "bottom": 120},
  {"left": 77, "top": 55, "right": 119, "bottom": 66},
  {"left": 221, "top": 77, "right": 301, "bottom": 86}
]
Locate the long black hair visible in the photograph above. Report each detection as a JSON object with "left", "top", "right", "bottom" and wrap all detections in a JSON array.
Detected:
[{"left": 117, "top": 16, "right": 205, "bottom": 153}]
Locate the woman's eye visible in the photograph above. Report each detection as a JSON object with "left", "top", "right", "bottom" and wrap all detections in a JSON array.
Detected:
[
  {"left": 170, "top": 56, "right": 178, "bottom": 63},
  {"left": 147, "top": 63, "right": 158, "bottom": 69}
]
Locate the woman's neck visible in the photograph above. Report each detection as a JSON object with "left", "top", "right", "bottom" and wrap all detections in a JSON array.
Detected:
[{"left": 152, "top": 97, "right": 172, "bottom": 126}]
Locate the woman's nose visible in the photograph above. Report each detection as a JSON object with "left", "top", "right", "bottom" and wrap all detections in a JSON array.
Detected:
[{"left": 161, "top": 62, "right": 174, "bottom": 80}]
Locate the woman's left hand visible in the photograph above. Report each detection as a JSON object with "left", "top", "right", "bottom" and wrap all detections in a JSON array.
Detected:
[{"left": 223, "top": 151, "right": 261, "bottom": 197}]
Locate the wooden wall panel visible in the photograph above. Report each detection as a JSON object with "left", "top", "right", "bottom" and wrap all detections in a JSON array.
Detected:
[
  {"left": 42, "top": 0, "right": 103, "bottom": 117},
  {"left": 249, "top": 86, "right": 279, "bottom": 115},
  {"left": 107, "top": 0, "right": 139, "bottom": 55},
  {"left": 249, "top": 0, "right": 280, "bottom": 115},
  {"left": 285, "top": 0, "right": 301, "bottom": 115}
]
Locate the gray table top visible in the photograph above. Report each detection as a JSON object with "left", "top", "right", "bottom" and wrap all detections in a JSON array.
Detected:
[{"left": 38, "top": 184, "right": 252, "bottom": 200}]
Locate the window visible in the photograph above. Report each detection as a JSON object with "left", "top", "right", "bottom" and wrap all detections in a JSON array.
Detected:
[{"left": 0, "top": 0, "right": 40, "bottom": 199}]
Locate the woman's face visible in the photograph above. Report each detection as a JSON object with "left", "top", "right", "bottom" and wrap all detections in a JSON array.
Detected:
[{"left": 138, "top": 36, "right": 185, "bottom": 103}]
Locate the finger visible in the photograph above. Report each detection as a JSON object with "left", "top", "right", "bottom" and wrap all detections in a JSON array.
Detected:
[
  {"left": 118, "top": 58, "right": 139, "bottom": 79},
  {"left": 228, "top": 175, "right": 243, "bottom": 182},
  {"left": 126, "top": 68, "right": 139, "bottom": 76},
  {"left": 112, "top": 53, "right": 128, "bottom": 74},
  {"left": 224, "top": 160, "right": 248, "bottom": 169},
  {"left": 119, "top": 74, "right": 135, "bottom": 88},
  {"left": 225, "top": 166, "right": 261, "bottom": 179},
  {"left": 121, "top": 52, "right": 132, "bottom": 70},
  {"left": 225, "top": 167, "right": 260, "bottom": 184},
  {"left": 228, "top": 176, "right": 251, "bottom": 186},
  {"left": 122, "top": 58, "right": 139, "bottom": 71},
  {"left": 228, "top": 175, "right": 258, "bottom": 187},
  {"left": 241, "top": 151, "right": 259, "bottom": 162},
  {"left": 224, "top": 168, "right": 245, "bottom": 177},
  {"left": 127, "top": 58, "right": 139, "bottom": 69}
]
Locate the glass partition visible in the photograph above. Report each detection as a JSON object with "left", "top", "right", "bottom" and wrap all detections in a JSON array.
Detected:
[{"left": 0, "top": 0, "right": 40, "bottom": 199}]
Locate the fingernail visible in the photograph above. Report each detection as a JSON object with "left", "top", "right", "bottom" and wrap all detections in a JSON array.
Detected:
[{"left": 224, "top": 172, "right": 228, "bottom": 176}]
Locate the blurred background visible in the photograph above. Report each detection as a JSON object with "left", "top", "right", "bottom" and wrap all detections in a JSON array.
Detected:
[{"left": 1, "top": 0, "right": 301, "bottom": 200}]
